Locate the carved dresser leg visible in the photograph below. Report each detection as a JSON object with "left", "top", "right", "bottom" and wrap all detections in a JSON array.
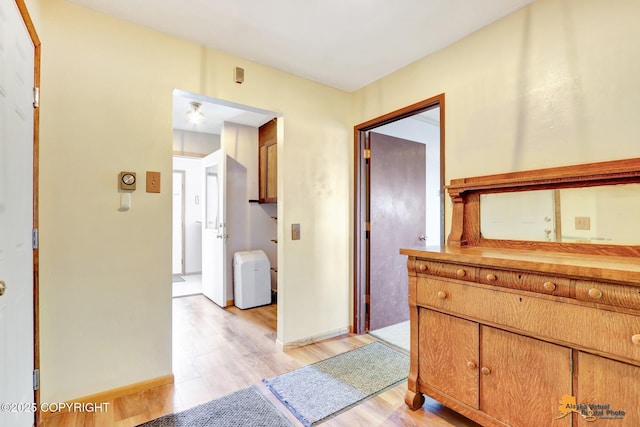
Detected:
[{"left": 405, "top": 389, "right": 425, "bottom": 410}]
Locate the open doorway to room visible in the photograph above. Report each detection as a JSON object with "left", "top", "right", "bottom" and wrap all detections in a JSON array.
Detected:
[
  {"left": 171, "top": 90, "right": 280, "bottom": 303},
  {"left": 172, "top": 154, "right": 207, "bottom": 297},
  {"left": 354, "top": 95, "right": 445, "bottom": 351}
]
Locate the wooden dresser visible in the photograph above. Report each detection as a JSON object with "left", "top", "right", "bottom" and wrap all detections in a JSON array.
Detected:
[{"left": 402, "top": 158, "right": 640, "bottom": 427}]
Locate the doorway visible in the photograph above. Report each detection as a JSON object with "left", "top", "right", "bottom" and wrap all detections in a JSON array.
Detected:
[
  {"left": 171, "top": 90, "right": 280, "bottom": 305},
  {"left": 172, "top": 155, "right": 206, "bottom": 298},
  {"left": 353, "top": 94, "right": 445, "bottom": 341}
]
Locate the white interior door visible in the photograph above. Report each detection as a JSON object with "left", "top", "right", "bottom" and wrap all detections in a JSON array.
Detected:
[
  {"left": 201, "top": 150, "right": 227, "bottom": 307},
  {"left": 0, "top": 0, "right": 36, "bottom": 425},
  {"left": 172, "top": 170, "right": 184, "bottom": 275}
]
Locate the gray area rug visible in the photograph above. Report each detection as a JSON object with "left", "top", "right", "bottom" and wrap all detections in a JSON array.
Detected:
[
  {"left": 172, "top": 274, "right": 185, "bottom": 283},
  {"left": 263, "top": 341, "right": 409, "bottom": 426},
  {"left": 137, "top": 386, "right": 294, "bottom": 427}
]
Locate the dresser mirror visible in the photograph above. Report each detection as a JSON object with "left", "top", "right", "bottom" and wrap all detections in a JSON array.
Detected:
[
  {"left": 446, "top": 157, "right": 640, "bottom": 256},
  {"left": 403, "top": 157, "right": 640, "bottom": 426},
  {"left": 480, "top": 183, "right": 640, "bottom": 245}
]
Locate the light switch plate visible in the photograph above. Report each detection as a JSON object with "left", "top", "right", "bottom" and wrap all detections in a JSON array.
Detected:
[
  {"left": 292, "top": 223, "right": 300, "bottom": 240},
  {"left": 146, "top": 171, "right": 161, "bottom": 193}
]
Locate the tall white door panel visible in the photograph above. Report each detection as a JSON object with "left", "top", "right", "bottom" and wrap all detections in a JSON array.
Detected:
[
  {"left": 201, "top": 150, "right": 227, "bottom": 307},
  {"left": 0, "top": 0, "right": 36, "bottom": 425}
]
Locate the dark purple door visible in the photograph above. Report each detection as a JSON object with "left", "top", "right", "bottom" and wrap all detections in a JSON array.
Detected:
[{"left": 369, "top": 132, "right": 426, "bottom": 331}]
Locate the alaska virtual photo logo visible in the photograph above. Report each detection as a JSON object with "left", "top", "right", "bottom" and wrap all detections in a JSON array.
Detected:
[{"left": 557, "top": 395, "right": 626, "bottom": 422}]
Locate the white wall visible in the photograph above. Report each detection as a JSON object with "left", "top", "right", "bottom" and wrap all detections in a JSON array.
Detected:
[
  {"left": 224, "top": 122, "right": 278, "bottom": 299},
  {"left": 173, "top": 156, "right": 203, "bottom": 274},
  {"left": 174, "top": 125, "right": 278, "bottom": 286},
  {"left": 480, "top": 190, "right": 555, "bottom": 241},
  {"left": 173, "top": 129, "right": 220, "bottom": 155}
]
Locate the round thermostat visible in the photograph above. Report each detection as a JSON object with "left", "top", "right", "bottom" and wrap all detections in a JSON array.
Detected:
[{"left": 122, "top": 173, "right": 136, "bottom": 185}]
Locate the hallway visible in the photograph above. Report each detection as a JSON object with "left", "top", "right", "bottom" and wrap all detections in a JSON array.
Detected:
[{"left": 41, "top": 295, "right": 478, "bottom": 426}]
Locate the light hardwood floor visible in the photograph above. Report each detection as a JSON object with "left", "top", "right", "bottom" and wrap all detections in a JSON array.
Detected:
[{"left": 41, "top": 295, "right": 480, "bottom": 427}]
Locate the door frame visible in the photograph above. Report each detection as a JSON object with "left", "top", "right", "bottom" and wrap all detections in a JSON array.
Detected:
[
  {"left": 172, "top": 169, "right": 186, "bottom": 275},
  {"left": 12, "top": 0, "right": 41, "bottom": 423},
  {"left": 353, "top": 94, "right": 445, "bottom": 334}
]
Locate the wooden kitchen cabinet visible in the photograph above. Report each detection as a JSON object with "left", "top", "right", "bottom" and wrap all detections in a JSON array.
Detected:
[
  {"left": 259, "top": 119, "right": 277, "bottom": 203},
  {"left": 402, "top": 158, "right": 640, "bottom": 427}
]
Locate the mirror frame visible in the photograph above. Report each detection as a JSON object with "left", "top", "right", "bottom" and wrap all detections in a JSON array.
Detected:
[{"left": 446, "top": 157, "right": 640, "bottom": 256}]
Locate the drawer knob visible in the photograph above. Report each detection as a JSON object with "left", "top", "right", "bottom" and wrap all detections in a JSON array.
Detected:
[
  {"left": 632, "top": 334, "right": 640, "bottom": 346},
  {"left": 543, "top": 281, "right": 556, "bottom": 291},
  {"left": 588, "top": 288, "right": 603, "bottom": 299},
  {"left": 456, "top": 269, "right": 466, "bottom": 278},
  {"left": 437, "top": 291, "right": 448, "bottom": 300},
  {"left": 467, "top": 361, "right": 477, "bottom": 370},
  {"left": 481, "top": 367, "right": 491, "bottom": 376},
  {"left": 486, "top": 273, "right": 497, "bottom": 282},
  {"left": 418, "top": 263, "right": 427, "bottom": 272}
]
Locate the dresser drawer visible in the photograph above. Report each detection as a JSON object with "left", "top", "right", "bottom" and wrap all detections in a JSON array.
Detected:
[
  {"left": 417, "top": 277, "right": 640, "bottom": 363},
  {"left": 478, "top": 268, "right": 572, "bottom": 297},
  {"left": 576, "top": 280, "right": 640, "bottom": 310},
  {"left": 416, "top": 260, "right": 475, "bottom": 281}
]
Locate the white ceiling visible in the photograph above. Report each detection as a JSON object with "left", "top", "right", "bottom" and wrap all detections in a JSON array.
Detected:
[
  {"left": 375, "top": 107, "right": 441, "bottom": 145},
  {"left": 67, "top": 0, "right": 534, "bottom": 93},
  {"left": 172, "top": 90, "right": 439, "bottom": 136},
  {"left": 173, "top": 90, "right": 278, "bottom": 135}
]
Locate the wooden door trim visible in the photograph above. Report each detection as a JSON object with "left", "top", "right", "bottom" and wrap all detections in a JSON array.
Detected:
[
  {"left": 353, "top": 94, "right": 445, "bottom": 334},
  {"left": 15, "top": 0, "right": 41, "bottom": 423}
]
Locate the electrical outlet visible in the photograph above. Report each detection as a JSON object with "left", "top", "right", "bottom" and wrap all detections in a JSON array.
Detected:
[
  {"left": 146, "top": 171, "right": 161, "bottom": 193},
  {"left": 575, "top": 216, "right": 591, "bottom": 230}
]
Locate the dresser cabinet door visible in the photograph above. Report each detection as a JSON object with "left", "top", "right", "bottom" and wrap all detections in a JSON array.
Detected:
[
  {"left": 577, "top": 352, "right": 640, "bottom": 426},
  {"left": 480, "top": 326, "right": 572, "bottom": 427},
  {"left": 418, "top": 309, "right": 479, "bottom": 408}
]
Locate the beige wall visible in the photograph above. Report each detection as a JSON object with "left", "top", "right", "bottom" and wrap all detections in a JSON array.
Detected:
[
  {"left": 28, "top": 0, "right": 351, "bottom": 403},
  {"left": 26, "top": 0, "right": 640, "bottom": 404},
  {"left": 353, "top": 0, "right": 640, "bottom": 186}
]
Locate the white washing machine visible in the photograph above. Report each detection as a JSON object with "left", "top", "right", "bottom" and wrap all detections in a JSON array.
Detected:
[{"left": 233, "top": 250, "right": 271, "bottom": 309}]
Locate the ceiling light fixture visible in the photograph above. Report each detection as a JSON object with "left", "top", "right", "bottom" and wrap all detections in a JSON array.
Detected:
[{"left": 185, "top": 101, "right": 205, "bottom": 124}]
